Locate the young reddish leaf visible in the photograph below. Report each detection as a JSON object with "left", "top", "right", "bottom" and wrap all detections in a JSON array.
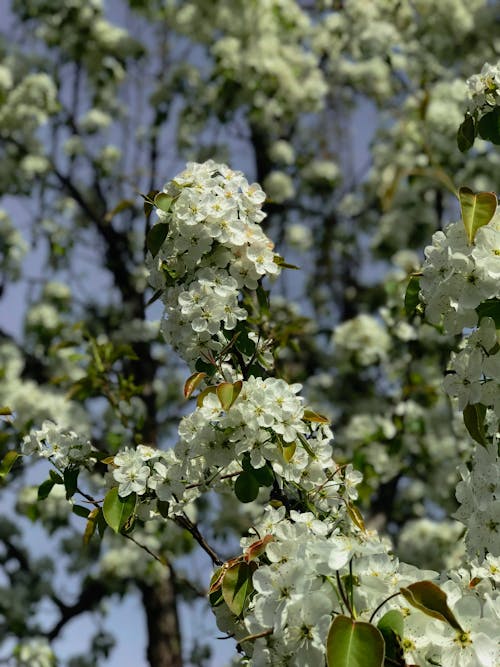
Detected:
[
  {"left": 400, "top": 581, "right": 463, "bottom": 632},
  {"left": 458, "top": 187, "right": 497, "bottom": 244},
  {"left": 244, "top": 535, "right": 273, "bottom": 562},
  {"left": 303, "top": 409, "right": 330, "bottom": 424},
  {"left": 196, "top": 385, "right": 218, "bottom": 408},
  {"left": 217, "top": 380, "right": 242, "bottom": 411},
  {"left": 184, "top": 371, "right": 207, "bottom": 399},
  {"left": 222, "top": 561, "right": 254, "bottom": 616},
  {"left": 326, "top": 615, "right": 385, "bottom": 667},
  {"left": 102, "top": 487, "right": 137, "bottom": 533}
]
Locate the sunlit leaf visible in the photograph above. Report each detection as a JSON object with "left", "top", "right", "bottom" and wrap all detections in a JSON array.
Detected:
[
  {"left": 222, "top": 562, "right": 254, "bottom": 616},
  {"left": 458, "top": 187, "right": 497, "bottom": 244},
  {"left": 102, "top": 487, "right": 137, "bottom": 533},
  {"left": 184, "top": 372, "right": 207, "bottom": 399}
]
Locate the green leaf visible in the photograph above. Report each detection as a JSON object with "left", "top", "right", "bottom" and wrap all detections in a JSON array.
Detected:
[
  {"left": 38, "top": 478, "right": 56, "bottom": 501},
  {"left": 404, "top": 275, "right": 421, "bottom": 317},
  {"left": 154, "top": 192, "right": 173, "bottom": 212},
  {"left": 0, "top": 451, "right": 20, "bottom": 478},
  {"left": 208, "top": 567, "right": 225, "bottom": 607},
  {"left": 146, "top": 223, "right": 169, "bottom": 257},
  {"left": 49, "top": 470, "right": 63, "bottom": 483},
  {"left": 463, "top": 403, "right": 487, "bottom": 446},
  {"left": 400, "top": 581, "right": 463, "bottom": 632},
  {"left": 102, "top": 487, "right": 137, "bottom": 533},
  {"left": 63, "top": 467, "right": 79, "bottom": 500},
  {"left": 0, "top": 406, "right": 13, "bottom": 416},
  {"left": 234, "top": 472, "right": 260, "bottom": 503},
  {"left": 457, "top": 113, "right": 476, "bottom": 152},
  {"left": 326, "top": 615, "right": 385, "bottom": 667},
  {"left": 458, "top": 187, "right": 497, "bottom": 244},
  {"left": 222, "top": 562, "right": 254, "bottom": 616},
  {"left": 72, "top": 504, "right": 91, "bottom": 519},
  {"left": 377, "top": 610, "right": 405, "bottom": 667},
  {"left": 478, "top": 108, "right": 500, "bottom": 145},
  {"left": 476, "top": 299, "right": 500, "bottom": 327},
  {"left": 157, "top": 499, "right": 170, "bottom": 518},
  {"left": 251, "top": 464, "right": 274, "bottom": 487}
]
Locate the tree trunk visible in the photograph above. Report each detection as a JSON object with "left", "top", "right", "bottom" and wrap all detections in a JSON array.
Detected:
[{"left": 140, "top": 574, "right": 183, "bottom": 667}]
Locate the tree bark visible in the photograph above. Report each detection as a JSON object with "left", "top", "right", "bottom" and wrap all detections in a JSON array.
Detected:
[{"left": 140, "top": 575, "right": 183, "bottom": 667}]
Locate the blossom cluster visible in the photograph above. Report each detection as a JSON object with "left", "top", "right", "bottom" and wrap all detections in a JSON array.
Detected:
[
  {"left": 466, "top": 61, "right": 500, "bottom": 114},
  {"left": 215, "top": 506, "right": 500, "bottom": 667},
  {"left": 455, "top": 442, "right": 500, "bottom": 558},
  {"left": 420, "top": 218, "right": 500, "bottom": 334},
  {"left": 21, "top": 420, "right": 93, "bottom": 470},
  {"left": 110, "top": 376, "right": 361, "bottom": 517},
  {"left": 147, "top": 160, "right": 281, "bottom": 365}
]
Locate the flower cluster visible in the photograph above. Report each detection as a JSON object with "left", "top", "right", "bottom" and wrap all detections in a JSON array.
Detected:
[
  {"left": 110, "top": 376, "right": 360, "bottom": 517},
  {"left": 466, "top": 61, "right": 500, "bottom": 114},
  {"left": 147, "top": 160, "right": 281, "bottom": 365},
  {"left": 455, "top": 442, "right": 500, "bottom": 558},
  {"left": 21, "top": 420, "right": 93, "bottom": 470},
  {"left": 332, "top": 313, "right": 391, "bottom": 366},
  {"left": 420, "top": 219, "right": 500, "bottom": 334}
]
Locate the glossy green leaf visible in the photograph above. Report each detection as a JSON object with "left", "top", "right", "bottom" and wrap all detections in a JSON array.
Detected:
[
  {"left": 146, "top": 223, "right": 169, "bottom": 257},
  {"left": 102, "top": 487, "right": 137, "bottom": 533},
  {"left": 326, "top": 615, "right": 385, "bottom": 667},
  {"left": 234, "top": 472, "right": 260, "bottom": 503},
  {"left": 463, "top": 403, "right": 487, "bottom": 446},
  {"left": 476, "top": 299, "right": 500, "bottom": 327},
  {"left": 400, "top": 581, "right": 463, "bottom": 632},
  {"left": 377, "top": 610, "right": 405, "bottom": 667},
  {"left": 0, "top": 451, "right": 19, "bottom": 478},
  {"left": 38, "top": 478, "right": 56, "bottom": 501},
  {"left": 457, "top": 113, "right": 475, "bottom": 152},
  {"left": 477, "top": 108, "right": 500, "bottom": 145},
  {"left": 222, "top": 562, "right": 254, "bottom": 616},
  {"left": 251, "top": 464, "right": 274, "bottom": 487},
  {"left": 208, "top": 567, "right": 225, "bottom": 607},
  {"left": 72, "top": 504, "right": 91, "bottom": 519},
  {"left": 0, "top": 406, "right": 12, "bottom": 416},
  {"left": 458, "top": 187, "right": 497, "bottom": 244}
]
